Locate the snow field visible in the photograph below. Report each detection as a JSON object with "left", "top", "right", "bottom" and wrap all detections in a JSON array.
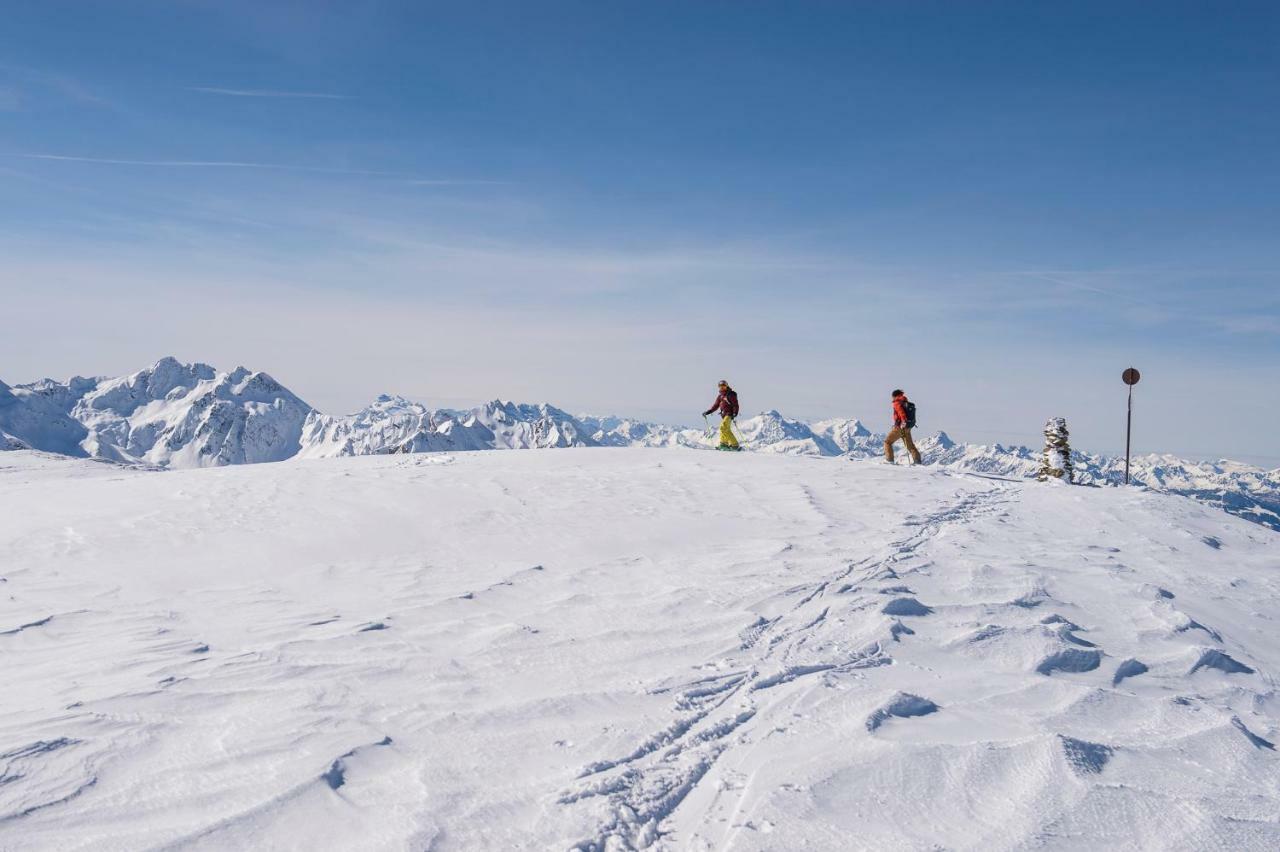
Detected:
[{"left": 1, "top": 448, "right": 1277, "bottom": 850}]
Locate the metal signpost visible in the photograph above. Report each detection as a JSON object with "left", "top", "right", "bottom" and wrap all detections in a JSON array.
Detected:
[{"left": 1122, "top": 367, "right": 1141, "bottom": 484}]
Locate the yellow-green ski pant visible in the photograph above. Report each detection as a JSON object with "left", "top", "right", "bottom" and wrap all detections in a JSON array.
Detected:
[{"left": 719, "top": 416, "right": 739, "bottom": 448}]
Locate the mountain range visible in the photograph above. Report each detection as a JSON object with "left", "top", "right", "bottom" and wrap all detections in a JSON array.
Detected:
[{"left": 3, "top": 357, "right": 1277, "bottom": 531}]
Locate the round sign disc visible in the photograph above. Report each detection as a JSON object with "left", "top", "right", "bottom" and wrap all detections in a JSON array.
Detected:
[{"left": 1122, "top": 367, "right": 1141, "bottom": 385}]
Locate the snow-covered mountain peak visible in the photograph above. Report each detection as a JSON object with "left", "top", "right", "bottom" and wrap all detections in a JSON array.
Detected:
[
  {"left": 810, "top": 416, "right": 874, "bottom": 450},
  {"left": 220, "top": 368, "right": 307, "bottom": 407},
  {"left": 1, "top": 358, "right": 313, "bottom": 467},
  {"left": 368, "top": 392, "right": 419, "bottom": 409},
  {"left": 484, "top": 400, "right": 574, "bottom": 423},
  {"left": 78, "top": 357, "right": 217, "bottom": 415}
]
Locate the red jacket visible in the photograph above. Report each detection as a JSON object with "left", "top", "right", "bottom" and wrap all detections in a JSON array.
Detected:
[
  {"left": 705, "top": 388, "right": 739, "bottom": 418},
  {"left": 892, "top": 395, "right": 911, "bottom": 428}
]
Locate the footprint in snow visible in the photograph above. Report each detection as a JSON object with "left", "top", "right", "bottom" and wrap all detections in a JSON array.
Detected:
[
  {"left": 1036, "top": 648, "right": 1102, "bottom": 676},
  {"left": 1059, "top": 735, "right": 1113, "bottom": 775},
  {"left": 1231, "top": 717, "right": 1275, "bottom": 750},
  {"left": 881, "top": 597, "right": 932, "bottom": 617},
  {"left": 1189, "top": 649, "right": 1253, "bottom": 675},
  {"left": 1112, "top": 658, "right": 1149, "bottom": 686},
  {"left": 321, "top": 736, "right": 394, "bottom": 790},
  {"left": 866, "top": 692, "right": 940, "bottom": 732},
  {"left": 1010, "top": 590, "right": 1047, "bottom": 609},
  {"left": 1041, "top": 616, "right": 1097, "bottom": 648},
  {"left": 1174, "top": 617, "right": 1222, "bottom": 642},
  {"left": 889, "top": 619, "right": 915, "bottom": 641}
]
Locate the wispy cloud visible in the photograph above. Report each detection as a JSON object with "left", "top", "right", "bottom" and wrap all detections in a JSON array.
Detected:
[
  {"left": 8, "top": 153, "right": 502, "bottom": 188},
  {"left": 188, "top": 86, "right": 350, "bottom": 100},
  {"left": 11, "top": 152, "right": 408, "bottom": 178},
  {"left": 1019, "top": 272, "right": 1160, "bottom": 307},
  {"left": 1214, "top": 315, "right": 1280, "bottom": 336},
  {"left": 0, "top": 65, "right": 112, "bottom": 108},
  {"left": 404, "top": 178, "right": 509, "bottom": 187},
  {"left": 6, "top": 153, "right": 471, "bottom": 185}
]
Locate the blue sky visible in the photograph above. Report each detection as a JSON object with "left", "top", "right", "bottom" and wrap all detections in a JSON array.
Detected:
[{"left": 1, "top": 1, "right": 1277, "bottom": 462}]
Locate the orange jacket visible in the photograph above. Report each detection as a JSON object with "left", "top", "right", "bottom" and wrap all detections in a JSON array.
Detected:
[{"left": 892, "top": 395, "right": 911, "bottom": 428}]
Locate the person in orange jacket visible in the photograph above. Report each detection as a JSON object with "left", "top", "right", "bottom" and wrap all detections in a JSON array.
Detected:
[{"left": 884, "top": 389, "right": 922, "bottom": 464}]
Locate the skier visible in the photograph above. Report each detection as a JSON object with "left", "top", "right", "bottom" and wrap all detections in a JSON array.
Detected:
[
  {"left": 703, "top": 380, "right": 741, "bottom": 451},
  {"left": 884, "top": 389, "right": 922, "bottom": 464}
]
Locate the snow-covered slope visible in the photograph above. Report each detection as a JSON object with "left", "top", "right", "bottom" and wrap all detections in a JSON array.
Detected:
[
  {"left": 3, "top": 357, "right": 1278, "bottom": 531},
  {"left": 0, "top": 379, "right": 88, "bottom": 456},
  {"left": 2, "top": 449, "right": 1276, "bottom": 849}
]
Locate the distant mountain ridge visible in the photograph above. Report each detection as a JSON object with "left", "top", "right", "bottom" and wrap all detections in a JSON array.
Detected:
[{"left": 3, "top": 357, "right": 1277, "bottom": 531}]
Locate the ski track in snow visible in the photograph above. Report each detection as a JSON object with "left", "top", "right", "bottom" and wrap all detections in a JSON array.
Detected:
[
  {"left": 0, "top": 448, "right": 1278, "bottom": 850},
  {"left": 562, "top": 483, "right": 1013, "bottom": 850}
]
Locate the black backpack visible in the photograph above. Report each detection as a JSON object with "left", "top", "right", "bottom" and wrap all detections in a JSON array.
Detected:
[{"left": 904, "top": 400, "right": 917, "bottom": 429}]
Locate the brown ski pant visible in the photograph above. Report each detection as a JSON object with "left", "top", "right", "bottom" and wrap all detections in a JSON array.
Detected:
[{"left": 884, "top": 426, "right": 921, "bottom": 464}]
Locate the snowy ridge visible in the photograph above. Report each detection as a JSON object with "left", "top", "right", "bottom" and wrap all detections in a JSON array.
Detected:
[
  {"left": 3, "top": 357, "right": 1278, "bottom": 530},
  {"left": 2, "top": 450, "right": 1277, "bottom": 848},
  {"left": 299, "top": 396, "right": 596, "bottom": 457}
]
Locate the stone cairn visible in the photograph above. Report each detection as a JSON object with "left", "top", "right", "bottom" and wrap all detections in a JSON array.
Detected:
[{"left": 1038, "top": 417, "right": 1073, "bottom": 483}]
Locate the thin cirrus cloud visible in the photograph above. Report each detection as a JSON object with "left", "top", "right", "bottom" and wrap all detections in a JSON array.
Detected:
[
  {"left": 15, "top": 152, "right": 400, "bottom": 176},
  {"left": 187, "top": 86, "right": 351, "bottom": 99},
  {"left": 8, "top": 153, "right": 499, "bottom": 186},
  {"left": 0, "top": 64, "right": 114, "bottom": 108}
]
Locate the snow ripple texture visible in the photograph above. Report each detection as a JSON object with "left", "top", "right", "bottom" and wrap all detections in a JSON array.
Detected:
[{"left": 2, "top": 449, "right": 1277, "bottom": 850}]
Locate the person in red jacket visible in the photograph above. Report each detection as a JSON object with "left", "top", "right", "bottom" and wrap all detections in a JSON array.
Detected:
[
  {"left": 703, "top": 380, "right": 741, "bottom": 450},
  {"left": 884, "top": 389, "right": 921, "bottom": 464}
]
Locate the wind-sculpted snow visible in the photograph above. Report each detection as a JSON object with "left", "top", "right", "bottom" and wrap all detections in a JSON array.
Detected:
[
  {"left": 2, "top": 357, "right": 1279, "bottom": 531},
  {"left": 3, "top": 449, "right": 1277, "bottom": 849}
]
